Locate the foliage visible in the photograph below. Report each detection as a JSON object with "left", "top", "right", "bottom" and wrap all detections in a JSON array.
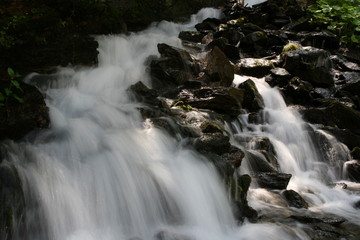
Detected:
[
  {"left": 172, "top": 101, "right": 193, "bottom": 111},
  {"left": 308, "top": 0, "right": 360, "bottom": 44},
  {"left": 0, "top": 68, "right": 24, "bottom": 107}
]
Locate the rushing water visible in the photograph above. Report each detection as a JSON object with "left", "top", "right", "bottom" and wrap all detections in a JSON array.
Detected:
[{"left": 2, "top": 5, "right": 360, "bottom": 240}]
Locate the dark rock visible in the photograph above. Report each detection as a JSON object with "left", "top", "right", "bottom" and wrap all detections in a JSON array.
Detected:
[
  {"left": 200, "top": 121, "right": 222, "bottom": 134},
  {"left": 238, "top": 79, "right": 265, "bottom": 112},
  {"left": 193, "top": 132, "right": 231, "bottom": 155},
  {"left": 195, "top": 18, "right": 222, "bottom": 32},
  {"left": 203, "top": 47, "right": 235, "bottom": 87},
  {"left": 290, "top": 214, "right": 346, "bottom": 226},
  {"left": 150, "top": 117, "right": 197, "bottom": 139},
  {"left": 0, "top": 163, "right": 25, "bottom": 238},
  {"left": 282, "top": 189, "right": 309, "bottom": 209},
  {"left": 301, "top": 101, "right": 360, "bottom": 135},
  {"left": 266, "top": 67, "right": 292, "bottom": 87},
  {"left": 233, "top": 174, "right": 258, "bottom": 222},
  {"left": 254, "top": 172, "right": 292, "bottom": 189},
  {"left": 188, "top": 87, "right": 244, "bottom": 117},
  {"left": 128, "top": 81, "right": 159, "bottom": 106},
  {"left": 320, "top": 127, "right": 360, "bottom": 151},
  {"left": 281, "top": 77, "right": 315, "bottom": 105},
  {"left": 222, "top": 146, "right": 245, "bottom": 169},
  {"left": 282, "top": 47, "right": 334, "bottom": 87},
  {"left": 351, "top": 147, "right": 360, "bottom": 160},
  {"left": 0, "top": 81, "right": 50, "bottom": 140},
  {"left": 300, "top": 31, "right": 340, "bottom": 50},
  {"left": 244, "top": 150, "right": 277, "bottom": 173},
  {"left": 178, "top": 31, "right": 206, "bottom": 43},
  {"left": 344, "top": 160, "right": 360, "bottom": 182},
  {"left": 240, "top": 31, "right": 269, "bottom": 57},
  {"left": 236, "top": 58, "right": 274, "bottom": 78}
]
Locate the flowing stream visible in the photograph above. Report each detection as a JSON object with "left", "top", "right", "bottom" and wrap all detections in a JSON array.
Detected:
[{"left": 2, "top": 6, "right": 360, "bottom": 240}]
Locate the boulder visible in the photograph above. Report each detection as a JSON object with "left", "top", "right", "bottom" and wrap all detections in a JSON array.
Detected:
[
  {"left": 0, "top": 163, "right": 25, "bottom": 238},
  {"left": 300, "top": 101, "right": 360, "bottom": 135},
  {"left": 282, "top": 47, "right": 334, "bottom": 87},
  {"left": 237, "top": 79, "right": 265, "bottom": 112},
  {"left": 127, "top": 81, "right": 159, "bottom": 106},
  {"left": 236, "top": 58, "right": 274, "bottom": 78},
  {"left": 178, "top": 31, "right": 206, "bottom": 43},
  {"left": 203, "top": 47, "right": 235, "bottom": 87},
  {"left": 300, "top": 31, "right": 340, "bottom": 50},
  {"left": 351, "top": 147, "right": 360, "bottom": 160},
  {"left": 254, "top": 172, "right": 292, "bottom": 189},
  {"left": 344, "top": 160, "right": 360, "bottom": 182},
  {"left": 240, "top": 31, "right": 269, "bottom": 57},
  {"left": 193, "top": 132, "right": 231, "bottom": 155},
  {"left": 188, "top": 87, "right": 244, "bottom": 117},
  {"left": 0, "top": 81, "right": 50, "bottom": 140},
  {"left": 282, "top": 189, "right": 309, "bottom": 209},
  {"left": 265, "top": 67, "right": 292, "bottom": 87},
  {"left": 195, "top": 18, "right": 222, "bottom": 32},
  {"left": 281, "top": 77, "right": 315, "bottom": 105}
]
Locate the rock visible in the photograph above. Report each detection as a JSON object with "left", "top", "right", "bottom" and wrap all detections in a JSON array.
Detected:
[
  {"left": 188, "top": 87, "right": 244, "bottom": 117},
  {"left": 282, "top": 189, "right": 309, "bottom": 209},
  {"left": 240, "top": 31, "right": 269, "bottom": 57},
  {"left": 344, "top": 160, "right": 360, "bottom": 182},
  {"left": 127, "top": 81, "right": 159, "bottom": 106},
  {"left": 254, "top": 172, "right": 292, "bottom": 189},
  {"left": 237, "top": 79, "right": 265, "bottom": 112},
  {"left": 243, "top": 150, "right": 277, "bottom": 173},
  {"left": 222, "top": 146, "right": 245, "bottom": 169},
  {"left": 193, "top": 132, "right": 231, "bottom": 155},
  {"left": 282, "top": 47, "right": 334, "bottom": 87},
  {"left": 178, "top": 31, "right": 206, "bottom": 43},
  {"left": 203, "top": 47, "right": 235, "bottom": 87},
  {"left": 320, "top": 127, "right": 360, "bottom": 151},
  {"left": 281, "top": 77, "right": 315, "bottom": 106},
  {"left": 0, "top": 81, "right": 50, "bottom": 140},
  {"left": 195, "top": 18, "right": 222, "bottom": 32},
  {"left": 236, "top": 58, "right": 274, "bottom": 78},
  {"left": 300, "top": 31, "right": 340, "bottom": 50},
  {"left": 206, "top": 37, "right": 240, "bottom": 60},
  {"left": 290, "top": 214, "right": 346, "bottom": 226},
  {"left": 233, "top": 174, "right": 258, "bottom": 222},
  {"left": 265, "top": 67, "right": 292, "bottom": 87},
  {"left": 200, "top": 121, "right": 222, "bottom": 134},
  {"left": 150, "top": 44, "right": 200, "bottom": 90},
  {"left": 0, "top": 163, "right": 25, "bottom": 238},
  {"left": 300, "top": 101, "right": 360, "bottom": 135},
  {"left": 351, "top": 147, "right": 360, "bottom": 160}
]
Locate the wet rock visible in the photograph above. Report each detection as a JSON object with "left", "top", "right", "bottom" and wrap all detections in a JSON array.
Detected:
[
  {"left": 0, "top": 163, "right": 25, "bottom": 238},
  {"left": 233, "top": 174, "right": 258, "bottom": 222},
  {"left": 320, "top": 127, "right": 360, "bottom": 151},
  {"left": 193, "top": 132, "right": 231, "bottom": 155},
  {"left": 200, "top": 121, "right": 222, "bottom": 134},
  {"left": 344, "top": 160, "right": 360, "bottom": 182},
  {"left": 178, "top": 31, "right": 206, "bottom": 43},
  {"left": 240, "top": 31, "right": 269, "bottom": 57},
  {"left": 203, "top": 47, "right": 235, "bottom": 87},
  {"left": 128, "top": 81, "right": 159, "bottom": 106},
  {"left": 188, "top": 87, "right": 244, "bottom": 117},
  {"left": 301, "top": 101, "right": 360, "bottom": 135},
  {"left": 281, "top": 77, "right": 315, "bottom": 105},
  {"left": 222, "top": 146, "right": 245, "bottom": 169},
  {"left": 236, "top": 58, "right": 274, "bottom": 78},
  {"left": 351, "top": 147, "right": 360, "bottom": 160},
  {"left": 254, "top": 172, "right": 292, "bottom": 189},
  {"left": 195, "top": 18, "right": 222, "bottom": 32},
  {"left": 290, "top": 214, "right": 346, "bottom": 226},
  {"left": 0, "top": 81, "right": 50, "bottom": 140},
  {"left": 265, "top": 67, "right": 292, "bottom": 87},
  {"left": 206, "top": 37, "right": 240, "bottom": 60},
  {"left": 300, "top": 31, "right": 340, "bottom": 50},
  {"left": 249, "top": 136, "right": 279, "bottom": 169},
  {"left": 243, "top": 150, "right": 277, "bottom": 173},
  {"left": 238, "top": 79, "right": 265, "bottom": 112},
  {"left": 282, "top": 189, "right": 309, "bottom": 209},
  {"left": 282, "top": 47, "right": 334, "bottom": 87}
]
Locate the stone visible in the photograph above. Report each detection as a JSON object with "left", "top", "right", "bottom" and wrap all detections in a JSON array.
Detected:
[
  {"left": 254, "top": 172, "right": 292, "bottom": 189},
  {"left": 281, "top": 77, "right": 315, "bottom": 106},
  {"left": 195, "top": 18, "right": 222, "bottom": 32},
  {"left": 344, "top": 160, "right": 360, "bottom": 182},
  {"left": 282, "top": 47, "right": 334, "bottom": 87},
  {"left": 178, "top": 31, "right": 206, "bottom": 43},
  {"left": 351, "top": 147, "right": 360, "bottom": 160},
  {"left": 193, "top": 132, "right": 231, "bottom": 155},
  {"left": 204, "top": 47, "right": 235, "bottom": 87},
  {"left": 238, "top": 79, "right": 265, "bottom": 112},
  {"left": 282, "top": 189, "right": 309, "bottom": 209},
  {"left": 236, "top": 58, "right": 274, "bottom": 78},
  {"left": 127, "top": 81, "right": 159, "bottom": 106},
  {"left": 0, "top": 81, "right": 50, "bottom": 140},
  {"left": 300, "top": 31, "right": 340, "bottom": 50}
]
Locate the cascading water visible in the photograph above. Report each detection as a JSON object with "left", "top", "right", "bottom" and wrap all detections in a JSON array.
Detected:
[
  {"left": 2, "top": 5, "right": 360, "bottom": 240},
  {"left": 232, "top": 75, "right": 360, "bottom": 224},
  {"left": 1, "top": 8, "right": 301, "bottom": 240}
]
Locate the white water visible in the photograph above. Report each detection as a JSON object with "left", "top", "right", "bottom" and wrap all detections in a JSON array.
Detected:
[
  {"left": 232, "top": 76, "right": 360, "bottom": 223},
  {"left": 1, "top": 8, "right": 304, "bottom": 240}
]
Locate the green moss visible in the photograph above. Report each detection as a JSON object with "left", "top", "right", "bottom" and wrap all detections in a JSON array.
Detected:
[
  {"left": 282, "top": 43, "right": 302, "bottom": 52},
  {"left": 172, "top": 101, "right": 193, "bottom": 111}
]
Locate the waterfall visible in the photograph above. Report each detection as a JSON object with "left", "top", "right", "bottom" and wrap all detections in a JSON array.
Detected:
[
  {"left": 2, "top": 5, "right": 360, "bottom": 240},
  {"left": 232, "top": 75, "right": 360, "bottom": 223}
]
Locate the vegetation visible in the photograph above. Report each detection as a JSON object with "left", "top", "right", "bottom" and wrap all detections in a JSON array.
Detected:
[
  {"left": 0, "top": 68, "right": 24, "bottom": 107},
  {"left": 308, "top": 0, "right": 360, "bottom": 44}
]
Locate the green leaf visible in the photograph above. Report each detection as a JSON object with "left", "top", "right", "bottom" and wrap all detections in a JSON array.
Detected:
[
  {"left": 13, "top": 94, "right": 24, "bottom": 103},
  {"left": 4, "top": 88, "right": 12, "bottom": 96},
  {"left": 11, "top": 80, "right": 23, "bottom": 92},
  {"left": 0, "top": 92, "right": 5, "bottom": 101},
  {"left": 351, "top": 34, "right": 360, "bottom": 43},
  {"left": 7, "top": 67, "right": 15, "bottom": 78}
]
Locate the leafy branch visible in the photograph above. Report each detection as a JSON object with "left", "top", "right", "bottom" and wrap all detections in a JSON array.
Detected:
[{"left": 0, "top": 68, "right": 24, "bottom": 107}]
